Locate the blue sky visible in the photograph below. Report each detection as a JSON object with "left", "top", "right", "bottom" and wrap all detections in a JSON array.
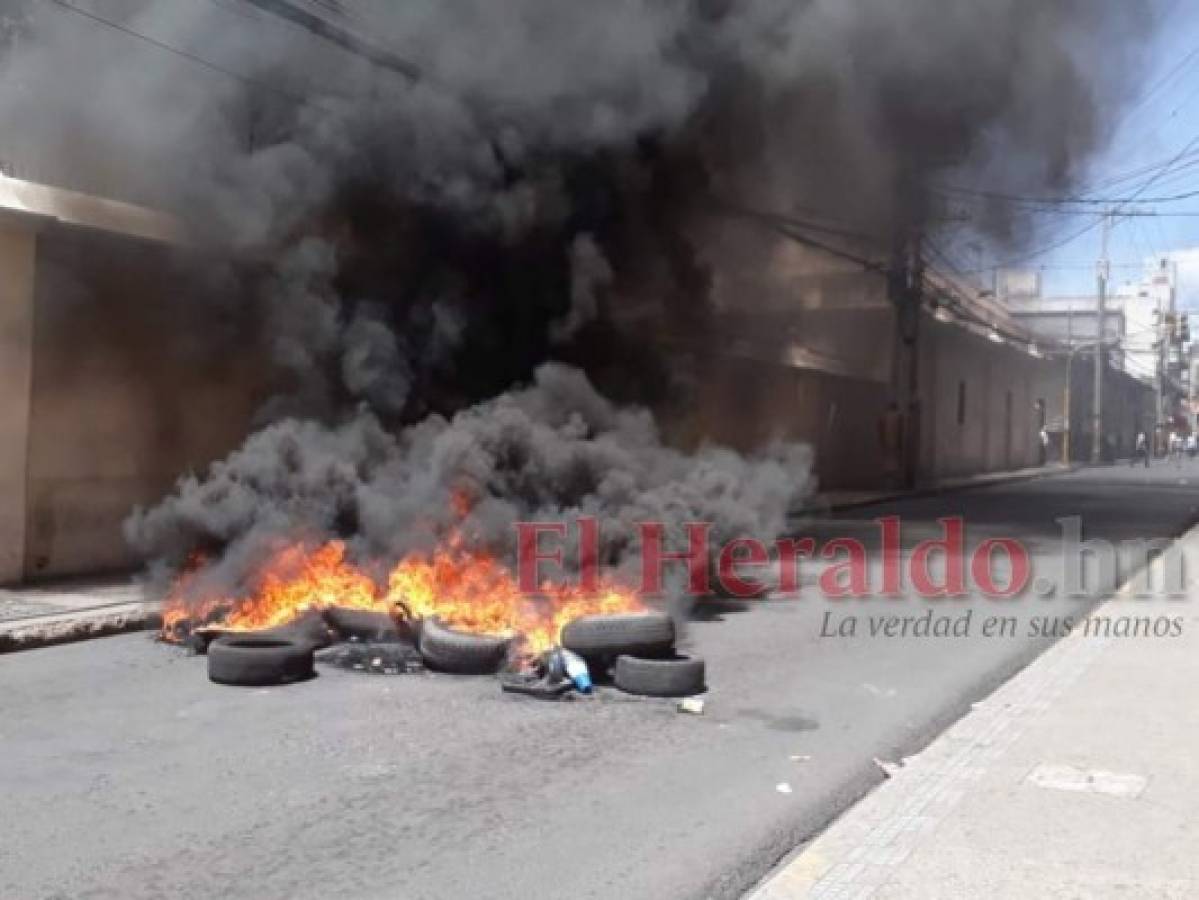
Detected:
[{"left": 1009, "top": 6, "right": 1199, "bottom": 308}]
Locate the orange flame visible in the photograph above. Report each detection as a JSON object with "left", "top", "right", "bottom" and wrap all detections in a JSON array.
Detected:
[{"left": 161, "top": 538, "right": 642, "bottom": 656}]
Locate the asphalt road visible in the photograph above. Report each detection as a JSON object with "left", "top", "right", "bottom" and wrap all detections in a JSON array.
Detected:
[{"left": 3, "top": 463, "right": 1199, "bottom": 900}]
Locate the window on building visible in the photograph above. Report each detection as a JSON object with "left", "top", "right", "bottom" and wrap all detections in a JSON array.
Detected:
[{"left": 957, "top": 381, "right": 967, "bottom": 426}]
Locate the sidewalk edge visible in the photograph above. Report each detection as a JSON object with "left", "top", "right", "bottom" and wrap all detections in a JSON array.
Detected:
[
  {"left": 0, "top": 603, "right": 161, "bottom": 655},
  {"left": 744, "top": 521, "right": 1195, "bottom": 899},
  {"left": 801, "top": 464, "right": 1082, "bottom": 515}
]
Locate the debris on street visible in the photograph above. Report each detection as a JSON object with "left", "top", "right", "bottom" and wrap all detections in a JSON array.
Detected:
[
  {"left": 555, "top": 647, "right": 593, "bottom": 694},
  {"left": 677, "top": 697, "right": 705, "bottom": 715},
  {"left": 874, "top": 757, "right": 904, "bottom": 778},
  {"left": 316, "top": 640, "right": 424, "bottom": 675},
  {"left": 500, "top": 673, "right": 576, "bottom": 701}
]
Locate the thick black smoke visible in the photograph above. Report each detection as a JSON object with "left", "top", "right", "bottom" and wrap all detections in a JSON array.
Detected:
[
  {"left": 1, "top": 2, "right": 1158, "bottom": 245},
  {"left": 125, "top": 363, "right": 811, "bottom": 593},
  {"left": 1, "top": 1, "right": 1161, "bottom": 589}
]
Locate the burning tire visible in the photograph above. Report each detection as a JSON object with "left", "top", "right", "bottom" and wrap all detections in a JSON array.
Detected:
[
  {"left": 560, "top": 612, "right": 675, "bottom": 660},
  {"left": 189, "top": 618, "right": 333, "bottom": 655},
  {"left": 207, "top": 635, "right": 316, "bottom": 687},
  {"left": 322, "top": 608, "right": 404, "bottom": 643},
  {"left": 268, "top": 614, "right": 335, "bottom": 649},
  {"left": 613, "top": 654, "right": 706, "bottom": 698},
  {"left": 417, "top": 617, "right": 511, "bottom": 675}
]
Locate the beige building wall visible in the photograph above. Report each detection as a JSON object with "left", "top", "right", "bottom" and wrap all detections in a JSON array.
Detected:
[
  {"left": 0, "top": 219, "right": 36, "bottom": 584},
  {"left": 22, "top": 228, "right": 262, "bottom": 579},
  {"left": 921, "top": 317, "right": 1057, "bottom": 481},
  {"left": 0, "top": 177, "right": 263, "bottom": 583}
]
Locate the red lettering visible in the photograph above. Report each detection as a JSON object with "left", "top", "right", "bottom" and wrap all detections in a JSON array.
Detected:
[
  {"left": 717, "top": 538, "right": 770, "bottom": 598},
  {"left": 776, "top": 537, "right": 816, "bottom": 595},
  {"left": 972, "top": 538, "right": 1030, "bottom": 598},
  {"left": 911, "top": 517, "right": 966, "bottom": 598},
  {"left": 819, "top": 538, "right": 870, "bottom": 599},
  {"left": 639, "top": 522, "right": 711, "bottom": 596},
  {"left": 516, "top": 522, "right": 568, "bottom": 593},
  {"left": 577, "top": 517, "right": 600, "bottom": 594},
  {"left": 877, "top": 516, "right": 903, "bottom": 596}
]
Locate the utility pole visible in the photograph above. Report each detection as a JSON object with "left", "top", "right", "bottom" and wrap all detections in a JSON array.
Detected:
[
  {"left": 1063, "top": 306, "right": 1073, "bottom": 463},
  {"left": 1092, "top": 210, "right": 1111, "bottom": 464},
  {"left": 907, "top": 233, "right": 924, "bottom": 489},
  {"left": 1156, "top": 304, "right": 1165, "bottom": 449},
  {"left": 889, "top": 229, "right": 923, "bottom": 489}
]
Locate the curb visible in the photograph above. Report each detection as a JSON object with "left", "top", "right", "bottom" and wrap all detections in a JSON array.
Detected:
[
  {"left": 798, "top": 464, "right": 1082, "bottom": 516},
  {"left": 0, "top": 602, "right": 161, "bottom": 655}
]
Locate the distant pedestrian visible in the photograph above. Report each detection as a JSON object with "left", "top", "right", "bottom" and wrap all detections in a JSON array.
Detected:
[
  {"left": 1171, "top": 432, "right": 1184, "bottom": 468},
  {"left": 1188, "top": 434, "right": 1197, "bottom": 459},
  {"left": 1133, "top": 431, "right": 1149, "bottom": 468}
]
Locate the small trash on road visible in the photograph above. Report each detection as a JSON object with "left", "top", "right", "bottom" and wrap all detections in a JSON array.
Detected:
[
  {"left": 556, "top": 647, "right": 594, "bottom": 694},
  {"left": 317, "top": 642, "right": 423, "bottom": 674},
  {"left": 500, "top": 675, "right": 575, "bottom": 700},
  {"left": 790, "top": 754, "right": 811, "bottom": 763},
  {"left": 1026, "top": 764, "right": 1147, "bottom": 798},
  {"left": 678, "top": 696, "right": 705, "bottom": 715},
  {"left": 776, "top": 782, "right": 793, "bottom": 794},
  {"left": 874, "top": 757, "right": 903, "bottom": 778}
]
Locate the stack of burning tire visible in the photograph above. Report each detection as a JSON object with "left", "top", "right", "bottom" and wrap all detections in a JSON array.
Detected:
[
  {"left": 561, "top": 612, "right": 705, "bottom": 697},
  {"left": 411, "top": 611, "right": 705, "bottom": 697},
  {"left": 201, "top": 608, "right": 704, "bottom": 698}
]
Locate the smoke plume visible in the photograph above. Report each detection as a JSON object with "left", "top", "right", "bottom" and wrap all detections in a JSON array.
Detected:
[
  {"left": 0, "top": 1, "right": 1162, "bottom": 591},
  {"left": 125, "top": 363, "right": 811, "bottom": 594}
]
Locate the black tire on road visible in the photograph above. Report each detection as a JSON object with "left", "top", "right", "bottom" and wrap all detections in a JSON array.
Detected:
[
  {"left": 613, "top": 654, "right": 706, "bottom": 698},
  {"left": 208, "top": 636, "right": 316, "bottom": 687},
  {"left": 418, "top": 618, "right": 511, "bottom": 674},
  {"left": 560, "top": 612, "right": 675, "bottom": 659},
  {"left": 190, "top": 616, "right": 333, "bottom": 655}
]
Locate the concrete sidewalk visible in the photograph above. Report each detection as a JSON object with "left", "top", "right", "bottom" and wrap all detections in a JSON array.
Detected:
[
  {"left": 0, "top": 577, "right": 156, "bottom": 652},
  {"left": 748, "top": 528, "right": 1199, "bottom": 899}
]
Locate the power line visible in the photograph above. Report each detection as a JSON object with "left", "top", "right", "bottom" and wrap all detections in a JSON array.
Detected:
[
  {"left": 1120, "top": 40, "right": 1199, "bottom": 122},
  {"left": 752, "top": 216, "right": 887, "bottom": 275},
  {"left": 1030, "top": 262, "right": 1153, "bottom": 271},
  {"left": 966, "top": 125, "right": 1199, "bottom": 275},
  {"left": 238, "top": 0, "right": 420, "bottom": 82},
  {"left": 41, "top": 0, "right": 327, "bottom": 109},
  {"left": 709, "top": 197, "right": 886, "bottom": 245},
  {"left": 967, "top": 214, "right": 1108, "bottom": 274},
  {"left": 935, "top": 176, "right": 1199, "bottom": 209},
  {"left": 934, "top": 141, "right": 1199, "bottom": 210}
]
